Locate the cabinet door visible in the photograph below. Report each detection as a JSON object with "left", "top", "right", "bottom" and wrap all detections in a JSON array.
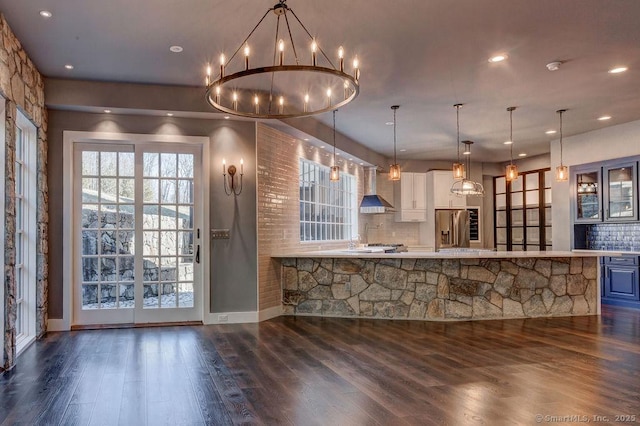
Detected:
[
  {"left": 413, "top": 173, "right": 427, "bottom": 210},
  {"left": 604, "top": 163, "right": 637, "bottom": 221},
  {"left": 400, "top": 172, "right": 415, "bottom": 210},
  {"left": 433, "top": 171, "right": 453, "bottom": 208},
  {"left": 603, "top": 265, "right": 639, "bottom": 300},
  {"left": 573, "top": 169, "right": 602, "bottom": 223}
]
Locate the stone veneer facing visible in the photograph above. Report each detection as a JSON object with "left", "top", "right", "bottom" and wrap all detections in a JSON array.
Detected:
[
  {"left": 1, "top": 14, "right": 48, "bottom": 371},
  {"left": 281, "top": 257, "right": 597, "bottom": 320}
]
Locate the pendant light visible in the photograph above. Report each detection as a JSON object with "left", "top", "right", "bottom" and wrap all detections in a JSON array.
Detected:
[
  {"left": 505, "top": 106, "right": 518, "bottom": 181},
  {"left": 389, "top": 105, "right": 401, "bottom": 181},
  {"left": 450, "top": 140, "right": 484, "bottom": 196},
  {"left": 330, "top": 109, "right": 340, "bottom": 181},
  {"left": 555, "top": 109, "right": 568, "bottom": 182},
  {"left": 452, "top": 103, "right": 465, "bottom": 180}
]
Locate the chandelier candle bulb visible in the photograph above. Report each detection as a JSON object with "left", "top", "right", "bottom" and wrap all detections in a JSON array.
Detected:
[
  {"left": 233, "top": 92, "right": 239, "bottom": 111},
  {"left": 254, "top": 95, "right": 259, "bottom": 114},
  {"left": 338, "top": 46, "right": 344, "bottom": 71},
  {"left": 222, "top": 159, "right": 226, "bottom": 175},
  {"left": 326, "top": 88, "right": 332, "bottom": 106},
  {"left": 353, "top": 57, "right": 360, "bottom": 81},
  {"left": 244, "top": 44, "right": 250, "bottom": 70},
  {"left": 220, "top": 54, "right": 225, "bottom": 78},
  {"left": 311, "top": 39, "right": 317, "bottom": 66},
  {"left": 206, "top": 64, "right": 211, "bottom": 86},
  {"left": 304, "top": 93, "right": 309, "bottom": 113},
  {"left": 279, "top": 96, "right": 284, "bottom": 114},
  {"left": 215, "top": 85, "right": 221, "bottom": 103},
  {"left": 240, "top": 158, "right": 244, "bottom": 175},
  {"left": 279, "top": 39, "right": 285, "bottom": 65}
]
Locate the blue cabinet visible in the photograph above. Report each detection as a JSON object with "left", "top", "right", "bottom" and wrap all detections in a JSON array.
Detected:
[{"left": 601, "top": 256, "right": 640, "bottom": 308}]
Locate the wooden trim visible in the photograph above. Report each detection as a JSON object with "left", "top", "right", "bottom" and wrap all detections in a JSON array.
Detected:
[{"left": 71, "top": 320, "right": 203, "bottom": 331}]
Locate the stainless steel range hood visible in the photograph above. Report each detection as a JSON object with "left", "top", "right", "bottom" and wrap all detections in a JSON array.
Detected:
[{"left": 360, "top": 167, "right": 395, "bottom": 214}]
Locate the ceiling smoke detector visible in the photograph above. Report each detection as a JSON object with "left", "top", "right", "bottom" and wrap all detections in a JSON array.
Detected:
[{"left": 546, "top": 61, "right": 562, "bottom": 71}]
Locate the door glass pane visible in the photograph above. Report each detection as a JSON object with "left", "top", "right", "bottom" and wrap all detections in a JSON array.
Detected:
[
  {"left": 576, "top": 171, "right": 599, "bottom": 220},
  {"left": 495, "top": 177, "right": 506, "bottom": 194},
  {"left": 607, "top": 166, "right": 634, "bottom": 218},
  {"left": 512, "top": 227, "right": 524, "bottom": 244},
  {"left": 526, "top": 227, "right": 540, "bottom": 244},
  {"left": 496, "top": 211, "right": 507, "bottom": 227},
  {"left": 511, "top": 177, "right": 523, "bottom": 192},
  {"left": 143, "top": 152, "right": 195, "bottom": 310},
  {"left": 496, "top": 194, "right": 506, "bottom": 209},
  {"left": 525, "top": 190, "right": 539, "bottom": 207},
  {"left": 526, "top": 208, "right": 539, "bottom": 226},
  {"left": 512, "top": 209, "right": 523, "bottom": 226},
  {"left": 525, "top": 175, "right": 539, "bottom": 190},
  {"left": 80, "top": 148, "right": 135, "bottom": 310},
  {"left": 511, "top": 192, "right": 523, "bottom": 208}
]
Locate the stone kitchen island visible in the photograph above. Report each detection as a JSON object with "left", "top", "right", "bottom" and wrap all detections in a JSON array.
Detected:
[{"left": 273, "top": 251, "right": 602, "bottom": 321}]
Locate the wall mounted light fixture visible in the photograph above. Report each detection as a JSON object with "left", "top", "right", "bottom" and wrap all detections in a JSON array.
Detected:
[{"left": 223, "top": 158, "right": 244, "bottom": 195}]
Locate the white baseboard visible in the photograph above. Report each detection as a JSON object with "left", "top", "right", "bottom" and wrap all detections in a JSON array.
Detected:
[
  {"left": 259, "top": 305, "right": 282, "bottom": 322},
  {"left": 47, "top": 318, "right": 71, "bottom": 332}
]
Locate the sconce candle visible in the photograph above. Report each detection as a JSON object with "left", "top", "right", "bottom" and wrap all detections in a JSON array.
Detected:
[{"left": 223, "top": 158, "right": 244, "bottom": 196}]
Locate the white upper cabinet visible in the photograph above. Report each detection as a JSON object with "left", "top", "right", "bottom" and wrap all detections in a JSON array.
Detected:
[
  {"left": 395, "top": 172, "right": 427, "bottom": 222},
  {"left": 429, "top": 170, "right": 467, "bottom": 209}
]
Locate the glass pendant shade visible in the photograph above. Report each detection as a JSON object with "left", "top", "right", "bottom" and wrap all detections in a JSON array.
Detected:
[
  {"left": 450, "top": 179, "right": 484, "bottom": 196},
  {"left": 330, "top": 165, "right": 340, "bottom": 182},
  {"left": 555, "top": 109, "right": 568, "bottom": 182},
  {"left": 556, "top": 165, "right": 568, "bottom": 182},
  {"left": 506, "top": 164, "right": 518, "bottom": 181},
  {"left": 389, "top": 164, "right": 401, "bottom": 181},
  {"left": 452, "top": 162, "right": 465, "bottom": 180}
]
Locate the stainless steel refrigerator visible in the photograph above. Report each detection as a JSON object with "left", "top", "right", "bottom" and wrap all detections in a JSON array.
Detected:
[{"left": 435, "top": 209, "right": 470, "bottom": 250}]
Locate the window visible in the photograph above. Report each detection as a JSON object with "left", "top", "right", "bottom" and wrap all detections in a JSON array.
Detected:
[
  {"left": 15, "top": 110, "right": 37, "bottom": 354},
  {"left": 299, "top": 158, "right": 357, "bottom": 242}
]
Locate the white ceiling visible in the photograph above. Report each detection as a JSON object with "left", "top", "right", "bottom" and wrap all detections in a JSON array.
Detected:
[{"left": 2, "top": 0, "right": 640, "bottom": 162}]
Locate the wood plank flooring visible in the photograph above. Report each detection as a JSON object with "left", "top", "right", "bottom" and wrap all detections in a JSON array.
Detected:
[{"left": 1, "top": 306, "right": 639, "bottom": 425}]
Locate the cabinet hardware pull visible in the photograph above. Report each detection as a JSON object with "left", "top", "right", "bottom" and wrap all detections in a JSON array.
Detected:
[{"left": 196, "top": 245, "right": 200, "bottom": 264}]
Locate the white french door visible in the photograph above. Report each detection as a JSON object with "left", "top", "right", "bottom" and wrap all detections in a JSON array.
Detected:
[{"left": 73, "top": 142, "right": 203, "bottom": 325}]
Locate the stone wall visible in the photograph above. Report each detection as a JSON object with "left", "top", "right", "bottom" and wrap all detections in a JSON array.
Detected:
[
  {"left": 281, "top": 257, "right": 597, "bottom": 320},
  {"left": 1, "top": 14, "right": 48, "bottom": 371}
]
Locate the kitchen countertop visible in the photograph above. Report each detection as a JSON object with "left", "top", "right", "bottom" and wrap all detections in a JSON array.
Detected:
[{"left": 273, "top": 249, "right": 608, "bottom": 259}]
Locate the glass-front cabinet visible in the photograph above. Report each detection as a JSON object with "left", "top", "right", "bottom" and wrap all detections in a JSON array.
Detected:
[
  {"left": 574, "top": 169, "right": 601, "bottom": 222},
  {"left": 604, "top": 163, "right": 637, "bottom": 221},
  {"left": 572, "top": 161, "right": 638, "bottom": 223}
]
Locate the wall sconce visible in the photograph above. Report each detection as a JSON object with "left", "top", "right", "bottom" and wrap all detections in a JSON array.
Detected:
[{"left": 222, "top": 158, "right": 243, "bottom": 195}]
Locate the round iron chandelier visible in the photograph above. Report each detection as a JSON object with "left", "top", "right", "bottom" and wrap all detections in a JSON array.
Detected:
[{"left": 205, "top": 0, "right": 360, "bottom": 119}]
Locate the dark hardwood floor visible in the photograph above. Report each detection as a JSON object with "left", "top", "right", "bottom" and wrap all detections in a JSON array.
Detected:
[{"left": 1, "top": 306, "right": 639, "bottom": 425}]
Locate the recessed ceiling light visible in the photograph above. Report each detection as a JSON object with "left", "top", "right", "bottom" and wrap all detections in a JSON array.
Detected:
[
  {"left": 319, "top": 145, "right": 325, "bottom": 148},
  {"left": 608, "top": 66, "right": 628, "bottom": 74},
  {"left": 224, "top": 116, "right": 230, "bottom": 119},
  {"left": 349, "top": 158, "right": 353, "bottom": 161},
  {"left": 518, "top": 153, "right": 527, "bottom": 157},
  {"left": 336, "top": 153, "right": 341, "bottom": 156},
  {"left": 39, "top": 10, "right": 52, "bottom": 18},
  {"left": 303, "top": 138, "right": 309, "bottom": 141},
  {"left": 359, "top": 162, "right": 364, "bottom": 166},
  {"left": 385, "top": 122, "right": 394, "bottom": 126},
  {"left": 503, "top": 140, "right": 513, "bottom": 145},
  {"left": 598, "top": 115, "right": 611, "bottom": 121},
  {"left": 399, "top": 149, "right": 407, "bottom": 152},
  {"left": 545, "top": 130, "right": 557, "bottom": 135},
  {"left": 64, "top": 64, "right": 74, "bottom": 70},
  {"left": 104, "top": 109, "right": 112, "bottom": 114},
  {"left": 169, "top": 45, "right": 183, "bottom": 53},
  {"left": 488, "top": 54, "right": 508, "bottom": 63},
  {"left": 166, "top": 112, "right": 174, "bottom": 117}
]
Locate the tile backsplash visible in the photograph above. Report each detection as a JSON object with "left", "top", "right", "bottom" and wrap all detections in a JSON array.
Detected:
[{"left": 585, "top": 223, "right": 640, "bottom": 251}]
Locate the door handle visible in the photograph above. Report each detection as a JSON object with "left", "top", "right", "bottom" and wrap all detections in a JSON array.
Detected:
[{"left": 196, "top": 245, "right": 200, "bottom": 264}]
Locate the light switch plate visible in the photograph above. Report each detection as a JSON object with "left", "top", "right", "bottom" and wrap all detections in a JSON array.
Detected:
[{"left": 211, "top": 229, "right": 230, "bottom": 239}]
